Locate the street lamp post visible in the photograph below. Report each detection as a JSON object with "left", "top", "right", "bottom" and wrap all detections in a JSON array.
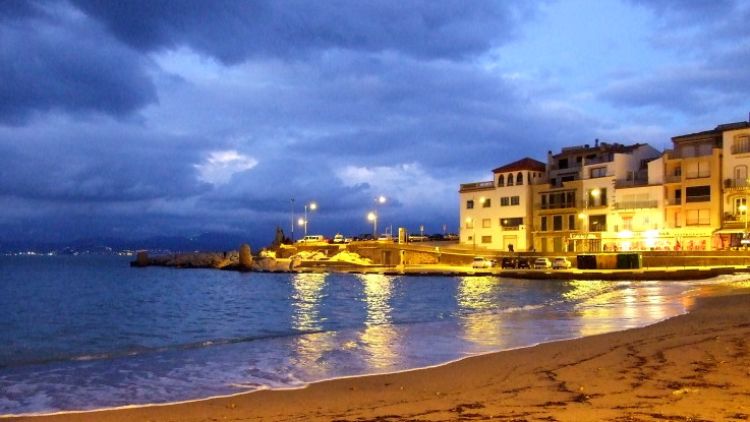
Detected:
[
  {"left": 300, "top": 201, "right": 317, "bottom": 237},
  {"left": 367, "top": 211, "right": 377, "bottom": 238}
]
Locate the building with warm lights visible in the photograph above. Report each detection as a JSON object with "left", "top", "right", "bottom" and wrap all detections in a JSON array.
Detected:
[
  {"left": 457, "top": 117, "right": 750, "bottom": 252},
  {"left": 459, "top": 158, "right": 546, "bottom": 251}
]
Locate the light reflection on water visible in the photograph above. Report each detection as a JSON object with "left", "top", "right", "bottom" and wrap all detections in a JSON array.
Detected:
[
  {"left": 291, "top": 272, "right": 327, "bottom": 332},
  {"left": 4, "top": 259, "right": 746, "bottom": 416}
]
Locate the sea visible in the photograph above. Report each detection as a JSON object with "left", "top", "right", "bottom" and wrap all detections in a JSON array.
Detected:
[{"left": 1, "top": 255, "right": 748, "bottom": 416}]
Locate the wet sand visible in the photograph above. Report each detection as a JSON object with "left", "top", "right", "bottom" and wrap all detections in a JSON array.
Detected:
[{"left": 9, "top": 291, "right": 750, "bottom": 422}]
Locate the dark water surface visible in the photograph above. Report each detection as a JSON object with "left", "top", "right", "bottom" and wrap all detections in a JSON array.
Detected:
[{"left": 1, "top": 255, "right": 746, "bottom": 415}]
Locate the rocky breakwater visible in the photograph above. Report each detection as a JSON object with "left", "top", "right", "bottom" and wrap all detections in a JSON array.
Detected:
[{"left": 131, "top": 244, "right": 254, "bottom": 271}]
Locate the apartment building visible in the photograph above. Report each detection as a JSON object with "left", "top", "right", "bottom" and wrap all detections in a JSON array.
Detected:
[
  {"left": 458, "top": 118, "right": 750, "bottom": 252},
  {"left": 717, "top": 122, "right": 750, "bottom": 248},
  {"left": 533, "top": 141, "right": 661, "bottom": 253},
  {"left": 458, "top": 158, "right": 546, "bottom": 251}
]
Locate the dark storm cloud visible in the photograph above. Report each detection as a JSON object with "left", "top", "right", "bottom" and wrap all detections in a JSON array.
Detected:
[
  {"left": 0, "top": 1, "right": 157, "bottom": 125},
  {"left": 600, "top": 0, "right": 750, "bottom": 115},
  {"left": 71, "top": 0, "right": 535, "bottom": 63},
  {"left": 0, "top": 122, "right": 211, "bottom": 202}
]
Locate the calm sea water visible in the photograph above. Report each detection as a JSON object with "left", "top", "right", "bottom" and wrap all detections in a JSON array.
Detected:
[{"left": 0, "top": 255, "right": 747, "bottom": 415}]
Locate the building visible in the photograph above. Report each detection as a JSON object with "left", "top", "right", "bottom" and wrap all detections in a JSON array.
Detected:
[
  {"left": 717, "top": 121, "right": 750, "bottom": 248},
  {"left": 533, "top": 141, "right": 661, "bottom": 253},
  {"left": 458, "top": 118, "right": 750, "bottom": 252},
  {"left": 459, "top": 158, "right": 546, "bottom": 251}
]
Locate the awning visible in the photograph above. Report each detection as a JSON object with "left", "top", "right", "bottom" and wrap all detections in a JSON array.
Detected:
[{"left": 713, "top": 228, "right": 746, "bottom": 234}]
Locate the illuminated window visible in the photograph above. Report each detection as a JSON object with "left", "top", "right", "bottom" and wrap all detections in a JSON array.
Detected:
[
  {"left": 481, "top": 235, "right": 492, "bottom": 244},
  {"left": 686, "top": 209, "right": 710, "bottom": 225},
  {"left": 482, "top": 218, "right": 491, "bottom": 228},
  {"left": 465, "top": 219, "right": 474, "bottom": 229}
]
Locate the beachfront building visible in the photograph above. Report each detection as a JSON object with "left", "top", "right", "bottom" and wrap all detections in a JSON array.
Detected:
[
  {"left": 717, "top": 122, "right": 750, "bottom": 248},
  {"left": 459, "top": 158, "right": 546, "bottom": 251},
  {"left": 533, "top": 141, "right": 660, "bottom": 253},
  {"left": 661, "top": 127, "right": 723, "bottom": 251}
]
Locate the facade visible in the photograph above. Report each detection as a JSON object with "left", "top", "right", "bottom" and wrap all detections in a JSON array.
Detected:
[
  {"left": 718, "top": 122, "right": 750, "bottom": 248},
  {"left": 459, "top": 158, "right": 546, "bottom": 251},
  {"left": 457, "top": 118, "right": 750, "bottom": 252}
]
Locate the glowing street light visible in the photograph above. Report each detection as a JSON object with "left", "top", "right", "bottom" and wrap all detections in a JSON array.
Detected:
[
  {"left": 300, "top": 201, "right": 317, "bottom": 236},
  {"left": 367, "top": 211, "right": 378, "bottom": 237},
  {"left": 377, "top": 195, "right": 386, "bottom": 204}
]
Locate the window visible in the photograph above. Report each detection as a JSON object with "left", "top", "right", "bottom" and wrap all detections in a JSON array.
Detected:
[
  {"left": 588, "top": 188, "right": 607, "bottom": 207},
  {"left": 465, "top": 219, "right": 474, "bottom": 229},
  {"left": 734, "top": 135, "right": 750, "bottom": 154},
  {"left": 516, "top": 172, "right": 523, "bottom": 185},
  {"left": 590, "top": 167, "right": 606, "bottom": 178},
  {"left": 507, "top": 174, "right": 514, "bottom": 186},
  {"left": 558, "top": 158, "right": 569, "bottom": 169},
  {"left": 589, "top": 215, "right": 606, "bottom": 231},
  {"left": 481, "top": 236, "right": 492, "bottom": 244},
  {"left": 622, "top": 216, "right": 632, "bottom": 231},
  {"left": 466, "top": 200, "right": 474, "bottom": 209},
  {"left": 541, "top": 216, "right": 548, "bottom": 231},
  {"left": 553, "top": 215, "right": 563, "bottom": 231},
  {"left": 686, "top": 209, "right": 710, "bottom": 226},
  {"left": 735, "top": 197, "right": 747, "bottom": 215},
  {"left": 500, "top": 197, "right": 510, "bottom": 206},
  {"left": 686, "top": 161, "right": 710, "bottom": 178},
  {"left": 510, "top": 196, "right": 520, "bottom": 206},
  {"left": 482, "top": 199, "right": 491, "bottom": 208},
  {"left": 482, "top": 218, "right": 491, "bottom": 228},
  {"left": 501, "top": 217, "right": 523, "bottom": 228},
  {"left": 686, "top": 186, "right": 710, "bottom": 202},
  {"left": 497, "top": 174, "right": 505, "bottom": 187},
  {"left": 568, "top": 215, "right": 575, "bottom": 230}
]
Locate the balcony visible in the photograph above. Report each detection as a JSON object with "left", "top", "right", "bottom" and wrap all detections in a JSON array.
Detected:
[
  {"left": 666, "top": 198, "right": 682, "bottom": 206},
  {"left": 459, "top": 181, "right": 494, "bottom": 192},
  {"left": 665, "top": 174, "right": 682, "bottom": 183},
  {"left": 685, "top": 195, "right": 711, "bottom": 203},
  {"left": 535, "top": 201, "right": 581, "bottom": 210},
  {"left": 724, "top": 178, "right": 750, "bottom": 190},
  {"left": 685, "top": 172, "right": 710, "bottom": 180},
  {"left": 723, "top": 213, "right": 747, "bottom": 226},
  {"left": 615, "top": 178, "right": 649, "bottom": 188},
  {"left": 613, "top": 200, "right": 658, "bottom": 210}
]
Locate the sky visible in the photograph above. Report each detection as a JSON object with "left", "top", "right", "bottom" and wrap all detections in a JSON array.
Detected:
[{"left": 1, "top": 0, "right": 749, "bottom": 248}]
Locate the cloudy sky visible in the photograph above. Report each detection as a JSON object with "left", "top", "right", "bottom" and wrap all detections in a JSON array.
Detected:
[{"left": 1, "top": 0, "right": 749, "bottom": 247}]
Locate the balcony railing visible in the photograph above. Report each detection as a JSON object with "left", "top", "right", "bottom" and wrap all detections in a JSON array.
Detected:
[
  {"left": 666, "top": 198, "right": 682, "bottom": 206},
  {"left": 685, "top": 172, "right": 710, "bottom": 179},
  {"left": 665, "top": 174, "right": 682, "bottom": 183},
  {"left": 723, "top": 213, "right": 747, "bottom": 224},
  {"left": 615, "top": 178, "right": 649, "bottom": 188},
  {"left": 724, "top": 178, "right": 750, "bottom": 190},
  {"left": 459, "top": 181, "right": 494, "bottom": 191},
  {"left": 613, "top": 200, "right": 658, "bottom": 210},
  {"left": 685, "top": 195, "right": 711, "bottom": 203},
  {"left": 534, "top": 201, "right": 581, "bottom": 210}
]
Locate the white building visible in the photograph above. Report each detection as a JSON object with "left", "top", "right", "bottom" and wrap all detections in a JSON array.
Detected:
[{"left": 459, "top": 158, "right": 546, "bottom": 251}]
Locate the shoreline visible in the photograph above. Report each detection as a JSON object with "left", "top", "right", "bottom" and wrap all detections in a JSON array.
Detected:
[{"left": 8, "top": 286, "right": 750, "bottom": 421}]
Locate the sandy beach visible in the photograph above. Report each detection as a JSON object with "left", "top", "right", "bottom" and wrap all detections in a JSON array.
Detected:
[{"left": 9, "top": 290, "right": 750, "bottom": 422}]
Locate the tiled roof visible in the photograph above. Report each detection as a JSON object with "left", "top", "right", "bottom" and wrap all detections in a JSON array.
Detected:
[{"left": 492, "top": 157, "right": 546, "bottom": 173}]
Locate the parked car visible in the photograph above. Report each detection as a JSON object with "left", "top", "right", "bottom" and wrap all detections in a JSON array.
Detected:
[
  {"left": 444, "top": 233, "right": 459, "bottom": 241},
  {"left": 331, "top": 234, "right": 346, "bottom": 244},
  {"left": 552, "top": 257, "right": 572, "bottom": 269},
  {"left": 377, "top": 234, "right": 395, "bottom": 242},
  {"left": 297, "top": 235, "right": 326, "bottom": 244},
  {"left": 408, "top": 234, "right": 428, "bottom": 242},
  {"left": 428, "top": 233, "right": 444, "bottom": 241},
  {"left": 517, "top": 257, "right": 531, "bottom": 269},
  {"left": 501, "top": 257, "right": 517, "bottom": 269},
  {"left": 533, "top": 257, "right": 552, "bottom": 269},
  {"left": 471, "top": 256, "right": 494, "bottom": 269}
]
